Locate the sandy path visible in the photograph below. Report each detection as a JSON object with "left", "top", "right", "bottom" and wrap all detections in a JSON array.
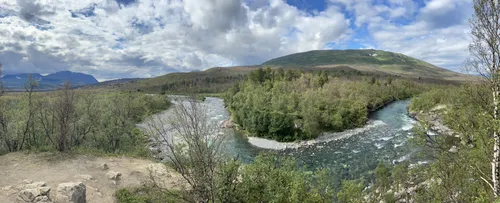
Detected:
[{"left": 0, "top": 152, "right": 181, "bottom": 203}]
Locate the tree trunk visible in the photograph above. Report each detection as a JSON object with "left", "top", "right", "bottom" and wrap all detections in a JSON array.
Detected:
[{"left": 493, "top": 88, "right": 500, "bottom": 196}]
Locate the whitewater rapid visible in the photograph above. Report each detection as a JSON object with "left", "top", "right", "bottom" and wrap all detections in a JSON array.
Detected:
[{"left": 143, "top": 96, "right": 427, "bottom": 179}]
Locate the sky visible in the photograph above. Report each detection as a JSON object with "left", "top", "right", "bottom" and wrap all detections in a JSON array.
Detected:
[{"left": 0, "top": 0, "right": 473, "bottom": 81}]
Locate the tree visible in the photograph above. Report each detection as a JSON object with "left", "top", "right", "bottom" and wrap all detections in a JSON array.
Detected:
[
  {"left": 249, "top": 68, "right": 265, "bottom": 83},
  {"left": 21, "top": 74, "right": 39, "bottom": 149},
  {"left": 374, "top": 162, "right": 391, "bottom": 191},
  {"left": 0, "top": 63, "right": 3, "bottom": 96},
  {"left": 55, "top": 82, "right": 75, "bottom": 152},
  {"left": 318, "top": 71, "right": 329, "bottom": 88},
  {"left": 147, "top": 97, "right": 237, "bottom": 202},
  {"left": 337, "top": 178, "right": 365, "bottom": 203},
  {"left": 466, "top": 0, "right": 500, "bottom": 196}
]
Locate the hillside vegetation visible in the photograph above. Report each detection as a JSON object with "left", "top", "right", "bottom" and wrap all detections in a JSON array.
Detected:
[
  {"left": 263, "top": 49, "right": 433, "bottom": 67},
  {"left": 225, "top": 67, "right": 429, "bottom": 141},
  {"left": 0, "top": 88, "right": 170, "bottom": 156},
  {"left": 263, "top": 49, "right": 471, "bottom": 81},
  {"left": 91, "top": 50, "right": 472, "bottom": 94}
]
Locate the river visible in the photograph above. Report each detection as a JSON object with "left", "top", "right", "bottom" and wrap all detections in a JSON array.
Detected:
[{"left": 144, "top": 96, "right": 429, "bottom": 180}]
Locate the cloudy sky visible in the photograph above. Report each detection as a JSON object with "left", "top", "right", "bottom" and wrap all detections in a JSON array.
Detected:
[{"left": 0, "top": 0, "right": 472, "bottom": 81}]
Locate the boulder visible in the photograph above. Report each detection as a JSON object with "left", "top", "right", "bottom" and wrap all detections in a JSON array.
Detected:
[
  {"left": 220, "top": 120, "right": 234, "bottom": 128},
  {"left": 20, "top": 182, "right": 47, "bottom": 190},
  {"left": 33, "top": 196, "right": 52, "bottom": 203},
  {"left": 55, "top": 182, "right": 86, "bottom": 203},
  {"left": 98, "top": 163, "right": 109, "bottom": 171},
  {"left": 147, "top": 163, "right": 168, "bottom": 176},
  {"left": 106, "top": 171, "right": 121, "bottom": 180},
  {"left": 17, "top": 187, "right": 51, "bottom": 203},
  {"left": 18, "top": 182, "right": 47, "bottom": 191},
  {"left": 449, "top": 145, "right": 458, "bottom": 153},
  {"left": 73, "top": 175, "right": 94, "bottom": 182}
]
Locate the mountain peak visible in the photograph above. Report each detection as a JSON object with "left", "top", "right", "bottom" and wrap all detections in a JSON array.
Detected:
[{"left": 2, "top": 70, "right": 98, "bottom": 90}]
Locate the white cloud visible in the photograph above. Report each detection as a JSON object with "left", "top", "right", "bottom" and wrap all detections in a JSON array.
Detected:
[
  {"left": 0, "top": 0, "right": 351, "bottom": 79},
  {"left": 0, "top": 0, "right": 474, "bottom": 79},
  {"left": 331, "top": 0, "right": 473, "bottom": 72}
]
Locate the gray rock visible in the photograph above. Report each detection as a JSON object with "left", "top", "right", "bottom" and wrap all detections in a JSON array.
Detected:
[
  {"left": 2, "top": 185, "right": 13, "bottom": 191},
  {"left": 17, "top": 187, "right": 51, "bottom": 203},
  {"left": 449, "top": 145, "right": 459, "bottom": 153},
  {"left": 220, "top": 119, "right": 234, "bottom": 128},
  {"left": 99, "top": 163, "right": 109, "bottom": 171},
  {"left": 33, "top": 196, "right": 52, "bottom": 203},
  {"left": 74, "top": 174, "right": 94, "bottom": 181},
  {"left": 21, "top": 182, "right": 47, "bottom": 190},
  {"left": 106, "top": 171, "right": 121, "bottom": 180},
  {"left": 55, "top": 182, "right": 86, "bottom": 203}
]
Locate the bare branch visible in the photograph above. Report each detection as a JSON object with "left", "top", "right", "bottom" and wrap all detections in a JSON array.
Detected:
[{"left": 145, "top": 96, "right": 235, "bottom": 202}]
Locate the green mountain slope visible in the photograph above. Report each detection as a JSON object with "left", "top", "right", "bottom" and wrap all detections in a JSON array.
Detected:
[
  {"left": 262, "top": 49, "right": 470, "bottom": 81},
  {"left": 92, "top": 66, "right": 260, "bottom": 93},
  {"left": 92, "top": 49, "right": 473, "bottom": 94},
  {"left": 263, "top": 49, "right": 426, "bottom": 66}
]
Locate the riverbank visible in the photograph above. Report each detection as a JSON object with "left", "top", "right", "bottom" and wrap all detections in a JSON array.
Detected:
[
  {"left": 243, "top": 98, "right": 406, "bottom": 150},
  {"left": 246, "top": 120, "right": 387, "bottom": 150},
  {"left": 408, "top": 104, "right": 457, "bottom": 137}
]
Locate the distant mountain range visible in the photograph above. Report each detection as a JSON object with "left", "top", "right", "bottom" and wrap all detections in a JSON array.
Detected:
[{"left": 2, "top": 71, "right": 98, "bottom": 91}]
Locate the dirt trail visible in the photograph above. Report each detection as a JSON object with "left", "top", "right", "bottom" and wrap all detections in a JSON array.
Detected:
[{"left": 0, "top": 152, "right": 181, "bottom": 203}]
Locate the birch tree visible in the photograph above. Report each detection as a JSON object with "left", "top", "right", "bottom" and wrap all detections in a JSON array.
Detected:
[
  {"left": 147, "top": 97, "right": 239, "bottom": 202},
  {"left": 0, "top": 63, "right": 3, "bottom": 95},
  {"left": 467, "top": 0, "right": 500, "bottom": 196}
]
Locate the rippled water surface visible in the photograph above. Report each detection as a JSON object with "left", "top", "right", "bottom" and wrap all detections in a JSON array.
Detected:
[{"left": 174, "top": 97, "right": 426, "bottom": 178}]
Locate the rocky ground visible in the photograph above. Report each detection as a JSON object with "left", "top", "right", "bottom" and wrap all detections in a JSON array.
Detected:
[
  {"left": 0, "top": 152, "right": 183, "bottom": 203},
  {"left": 409, "top": 104, "right": 458, "bottom": 138}
]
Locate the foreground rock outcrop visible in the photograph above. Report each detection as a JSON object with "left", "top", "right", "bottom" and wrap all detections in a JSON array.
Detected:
[
  {"left": 0, "top": 153, "right": 184, "bottom": 203},
  {"left": 17, "top": 186, "right": 51, "bottom": 203},
  {"left": 55, "top": 182, "right": 86, "bottom": 203},
  {"left": 4, "top": 180, "right": 88, "bottom": 203}
]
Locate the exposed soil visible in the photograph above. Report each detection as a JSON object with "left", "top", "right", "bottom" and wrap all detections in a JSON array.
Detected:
[{"left": 0, "top": 152, "right": 182, "bottom": 203}]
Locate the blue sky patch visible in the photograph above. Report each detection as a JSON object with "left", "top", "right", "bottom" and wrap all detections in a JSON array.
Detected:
[
  {"left": 70, "top": 3, "right": 97, "bottom": 18},
  {"left": 116, "top": 0, "right": 137, "bottom": 7}
]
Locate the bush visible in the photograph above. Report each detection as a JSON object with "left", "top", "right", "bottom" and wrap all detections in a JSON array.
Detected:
[
  {"left": 116, "top": 188, "right": 180, "bottom": 203},
  {"left": 0, "top": 90, "right": 171, "bottom": 156},
  {"left": 225, "top": 68, "right": 427, "bottom": 141}
]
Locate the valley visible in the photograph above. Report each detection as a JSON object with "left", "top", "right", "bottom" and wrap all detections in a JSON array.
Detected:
[
  {"left": 0, "top": 49, "right": 491, "bottom": 203},
  {"left": 0, "top": 0, "right": 496, "bottom": 202}
]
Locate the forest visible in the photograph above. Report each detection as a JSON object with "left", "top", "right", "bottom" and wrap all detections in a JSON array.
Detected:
[
  {"left": 225, "top": 67, "right": 428, "bottom": 141},
  {"left": 0, "top": 81, "right": 170, "bottom": 156},
  {"left": 2, "top": 1, "right": 499, "bottom": 202},
  {"left": 116, "top": 82, "right": 499, "bottom": 203}
]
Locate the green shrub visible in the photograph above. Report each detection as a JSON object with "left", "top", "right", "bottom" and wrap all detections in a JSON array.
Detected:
[
  {"left": 0, "top": 90, "right": 171, "bottom": 156},
  {"left": 225, "top": 68, "right": 427, "bottom": 141}
]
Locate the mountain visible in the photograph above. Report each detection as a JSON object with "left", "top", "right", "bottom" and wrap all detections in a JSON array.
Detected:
[
  {"left": 43, "top": 71, "right": 98, "bottom": 86},
  {"left": 94, "top": 66, "right": 259, "bottom": 93},
  {"left": 262, "top": 49, "right": 470, "bottom": 81},
  {"left": 2, "top": 71, "right": 98, "bottom": 91},
  {"left": 92, "top": 49, "right": 474, "bottom": 94},
  {"left": 80, "top": 78, "right": 146, "bottom": 90}
]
